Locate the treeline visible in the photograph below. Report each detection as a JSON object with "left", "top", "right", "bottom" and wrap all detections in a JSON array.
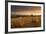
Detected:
[{"left": 11, "top": 15, "right": 41, "bottom": 18}]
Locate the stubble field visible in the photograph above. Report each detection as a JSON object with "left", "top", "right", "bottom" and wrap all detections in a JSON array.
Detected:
[{"left": 11, "top": 15, "right": 41, "bottom": 28}]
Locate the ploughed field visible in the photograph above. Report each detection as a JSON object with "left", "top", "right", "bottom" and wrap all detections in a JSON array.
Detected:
[{"left": 11, "top": 15, "right": 41, "bottom": 28}]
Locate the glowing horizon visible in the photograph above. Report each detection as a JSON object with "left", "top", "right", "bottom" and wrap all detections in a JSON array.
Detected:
[{"left": 11, "top": 11, "right": 41, "bottom": 15}]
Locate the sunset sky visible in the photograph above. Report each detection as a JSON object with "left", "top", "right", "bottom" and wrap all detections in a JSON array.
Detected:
[{"left": 11, "top": 5, "right": 41, "bottom": 15}]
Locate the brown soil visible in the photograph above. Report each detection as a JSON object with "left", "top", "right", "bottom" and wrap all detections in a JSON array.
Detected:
[{"left": 11, "top": 15, "right": 41, "bottom": 28}]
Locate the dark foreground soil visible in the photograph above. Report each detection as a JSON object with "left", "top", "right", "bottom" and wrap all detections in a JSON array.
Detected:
[{"left": 11, "top": 15, "right": 41, "bottom": 28}]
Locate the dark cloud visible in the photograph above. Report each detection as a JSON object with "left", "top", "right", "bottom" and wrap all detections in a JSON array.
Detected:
[{"left": 11, "top": 5, "right": 41, "bottom": 12}]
